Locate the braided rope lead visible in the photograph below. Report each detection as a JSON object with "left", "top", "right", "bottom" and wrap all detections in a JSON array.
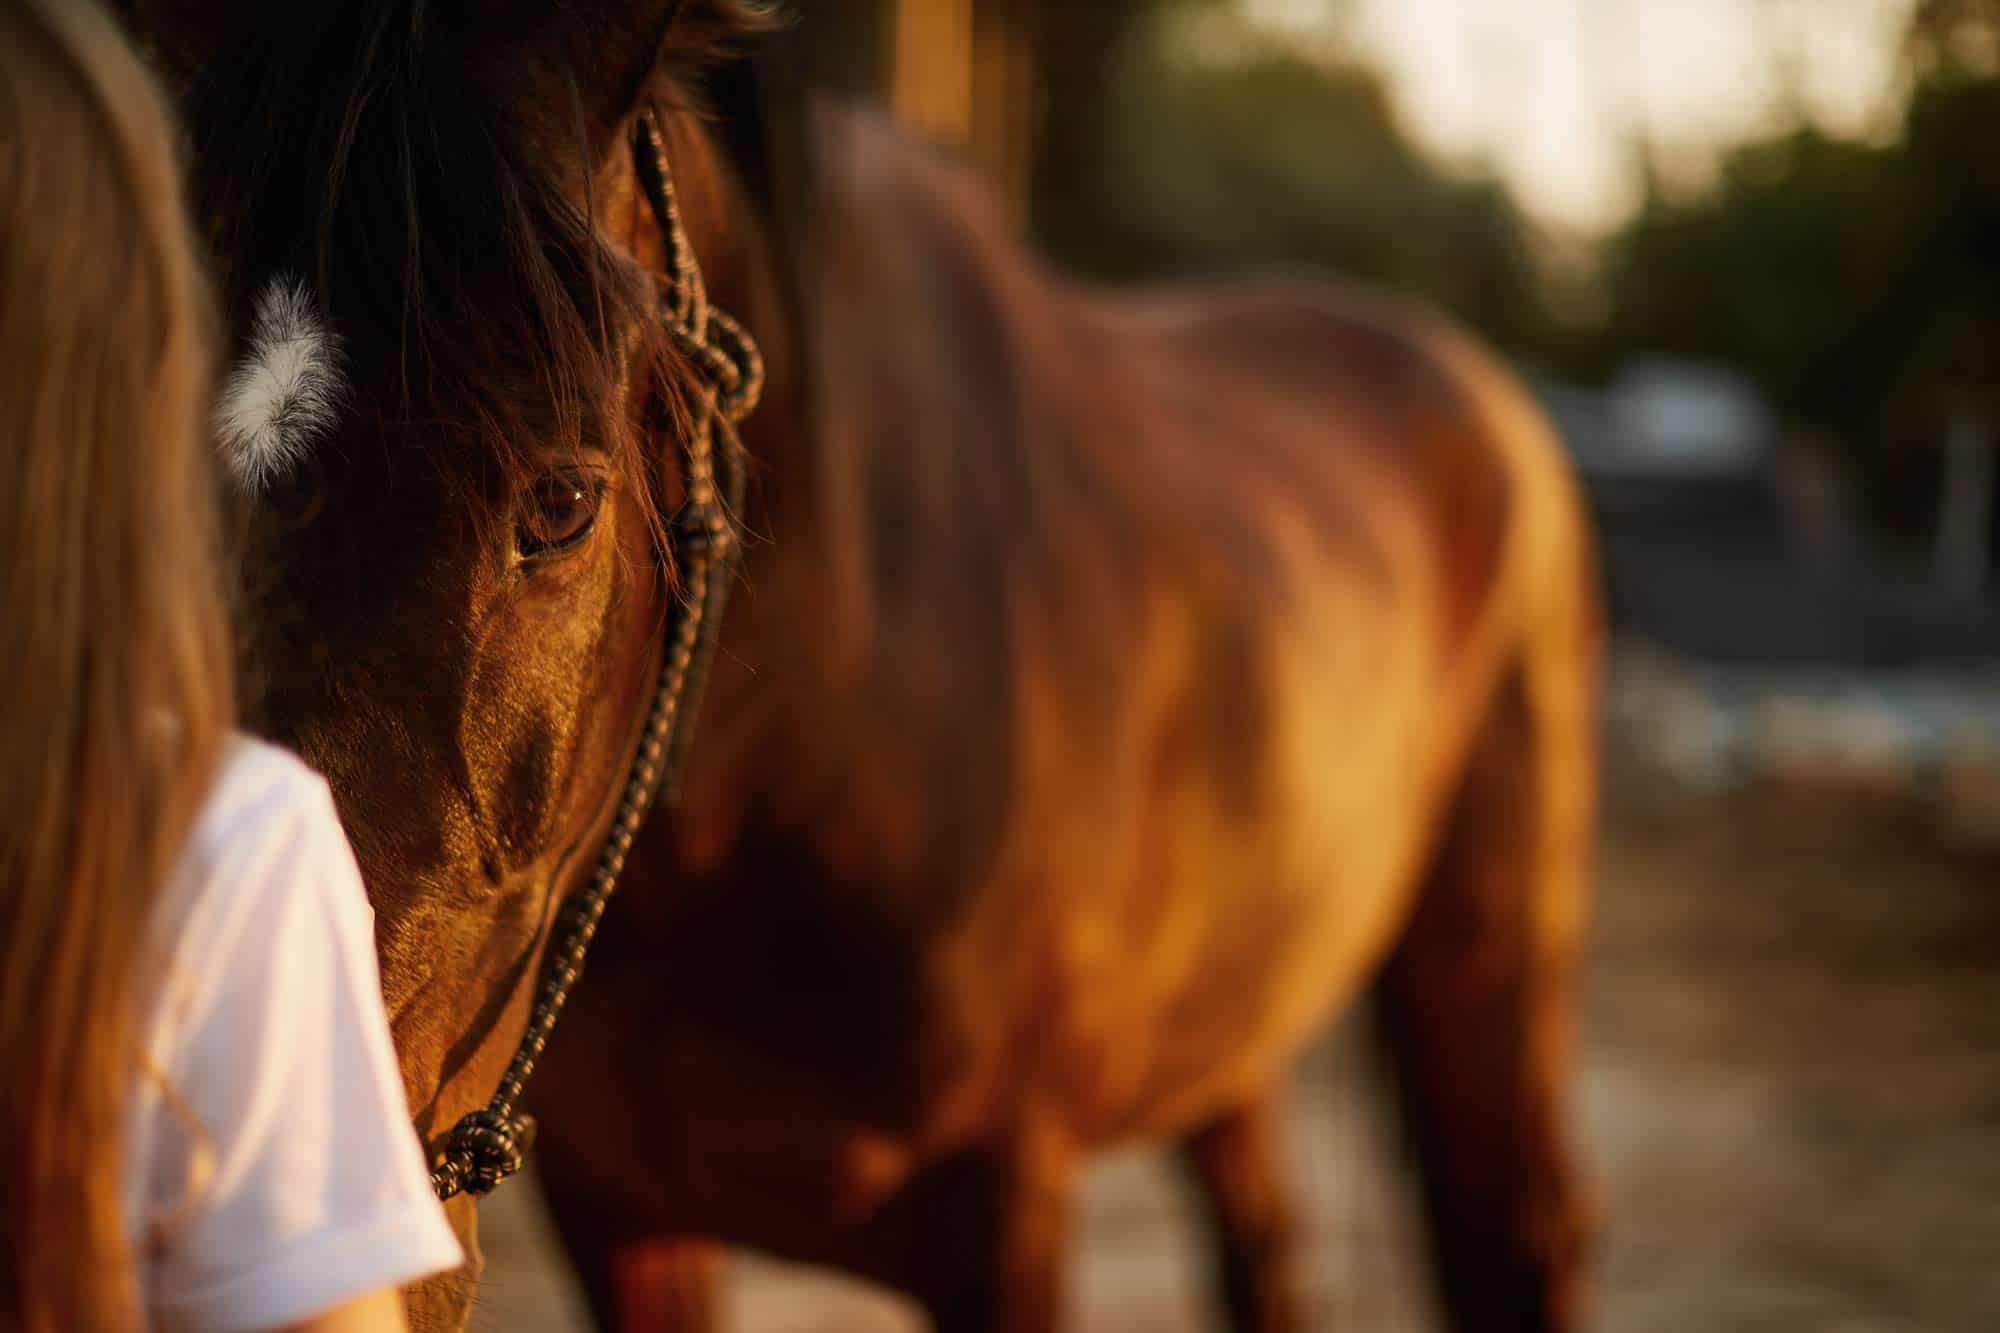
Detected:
[{"left": 430, "top": 110, "right": 761, "bottom": 1202}]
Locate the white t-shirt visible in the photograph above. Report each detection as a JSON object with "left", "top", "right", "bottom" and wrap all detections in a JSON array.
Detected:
[{"left": 122, "top": 736, "right": 463, "bottom": 1330}]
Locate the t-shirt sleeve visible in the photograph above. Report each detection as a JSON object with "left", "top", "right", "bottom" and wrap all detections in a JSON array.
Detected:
[{"left": 142, "top": 767, "right": 463, "bottom": 1331}]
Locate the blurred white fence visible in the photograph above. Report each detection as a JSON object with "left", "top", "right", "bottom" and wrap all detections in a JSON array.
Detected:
[{"left": 1606, "top": 641, "right": 2000, "bottom": 841}]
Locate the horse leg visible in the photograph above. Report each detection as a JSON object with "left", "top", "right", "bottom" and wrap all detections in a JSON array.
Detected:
[
  {"left": 599, "top": 1239, "right": 726, "bottom": 1333},
  {"left": 896, "top": 1126, "right": 1076, "bottom": 1333},
  {"left": 532, "top": 1156, "right": 724, "bottom": 1333},
  {"left": 1180, "top": 1092, "right": 1299, "bottom": 1333},
  {"left": 545, "top": 1226, "right": 723, "bottom": 1333},
  {"left": 1374, "top": 621, "right": 1597, "bottom": 1332}
]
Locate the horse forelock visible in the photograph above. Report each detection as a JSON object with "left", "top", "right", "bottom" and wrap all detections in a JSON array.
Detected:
[{"left": 177, "top": 0, "right": 693, "bottom": 526}]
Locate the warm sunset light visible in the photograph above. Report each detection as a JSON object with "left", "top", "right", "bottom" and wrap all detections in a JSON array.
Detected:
[
  {"left": 10, "top": 3, "right": 1994, "bottom": 1330},
  {"left": 1244, "top": 0, "right": 1918, "bottom": 231}
]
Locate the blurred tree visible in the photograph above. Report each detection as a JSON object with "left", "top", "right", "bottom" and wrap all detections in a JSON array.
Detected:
[
  {"left": 1907, "top": 0, "right": 2000, "bottom": 74},
  {"left": 801, "top": 1, "right": 1998, "bottom": 563},
  {"left": 806, "top": 1, "right": 1559, "bottom": 366},
  {"left": 1030, "top": 16, "right": 1558, "bottom": 362},
  {"left": 1598, "top": 59, "right": 2000, "bottom": 551}
]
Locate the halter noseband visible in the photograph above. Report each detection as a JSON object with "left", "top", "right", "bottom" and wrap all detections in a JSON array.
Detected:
[{"left": 429, "top": 110, "right": 762, "bottom": 1201}]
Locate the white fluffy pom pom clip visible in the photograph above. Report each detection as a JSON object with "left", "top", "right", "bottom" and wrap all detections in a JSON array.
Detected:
[{"left": 214, "top": 275, "right": 344, "bottom": 492}]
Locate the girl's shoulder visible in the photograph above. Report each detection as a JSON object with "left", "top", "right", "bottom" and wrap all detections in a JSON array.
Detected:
[
  {"left": 157, "top": 735, "right": 358, "bottom": 957},
  {"left": 186, "top": 734, "right": 340, "bottom": 865},
  {"left": 129, "top": 736, "right": 462, "bottom": 1326}
]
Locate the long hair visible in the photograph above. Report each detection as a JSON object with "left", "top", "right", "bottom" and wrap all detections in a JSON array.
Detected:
[{"left": 0, "top": 2, "right": 233, "bottom": 1327}]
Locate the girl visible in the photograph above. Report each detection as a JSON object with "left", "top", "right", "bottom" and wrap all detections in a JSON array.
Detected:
[{"left": 0, "top": 1, "right": 461, "bottom": 1328}]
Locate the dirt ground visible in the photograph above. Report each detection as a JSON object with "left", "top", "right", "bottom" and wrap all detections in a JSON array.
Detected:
[{"left": 468, "top": 773, "right": 2000, "bottom": 1331}]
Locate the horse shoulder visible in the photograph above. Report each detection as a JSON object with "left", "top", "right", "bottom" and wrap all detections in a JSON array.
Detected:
[{"left": 1133, "top": 275, "right": 1581, "bottom": 671}]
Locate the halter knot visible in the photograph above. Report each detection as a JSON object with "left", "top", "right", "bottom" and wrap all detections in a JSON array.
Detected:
[{"left": 433, "top": 1108, "right": 536, "bottom": 1200}]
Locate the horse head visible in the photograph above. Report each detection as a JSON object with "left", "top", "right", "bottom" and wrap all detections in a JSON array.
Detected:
[{"left": 121, "top": 1, "right": 778, "bottom": 1323}]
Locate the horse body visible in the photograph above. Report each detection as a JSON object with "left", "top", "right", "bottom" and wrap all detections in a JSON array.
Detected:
[
  {"left": 125, "top": 0, "right": 1595, "bottom": 1322},
  {"left": 530, "top": 109, "right": 1597, "bottom": 1331}
]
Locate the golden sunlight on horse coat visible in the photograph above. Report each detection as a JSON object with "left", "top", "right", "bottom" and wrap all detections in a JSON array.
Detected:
[{"left": 124, "top": 1, "right": 1601, "bottom": 1327}]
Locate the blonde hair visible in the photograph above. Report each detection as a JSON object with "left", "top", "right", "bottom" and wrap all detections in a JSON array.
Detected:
[{"left": 0, "top": 1, "right": 233, "bottom": 1327}]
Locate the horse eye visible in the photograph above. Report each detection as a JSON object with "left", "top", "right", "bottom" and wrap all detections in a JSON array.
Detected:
[{"left": 517, "top": 473, "right": 605, "bottom": 558}]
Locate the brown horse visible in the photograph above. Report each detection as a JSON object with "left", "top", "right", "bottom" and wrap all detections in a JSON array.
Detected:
[{"left": 128, "top": 2, "right": 1599, "bottom": 1329}]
